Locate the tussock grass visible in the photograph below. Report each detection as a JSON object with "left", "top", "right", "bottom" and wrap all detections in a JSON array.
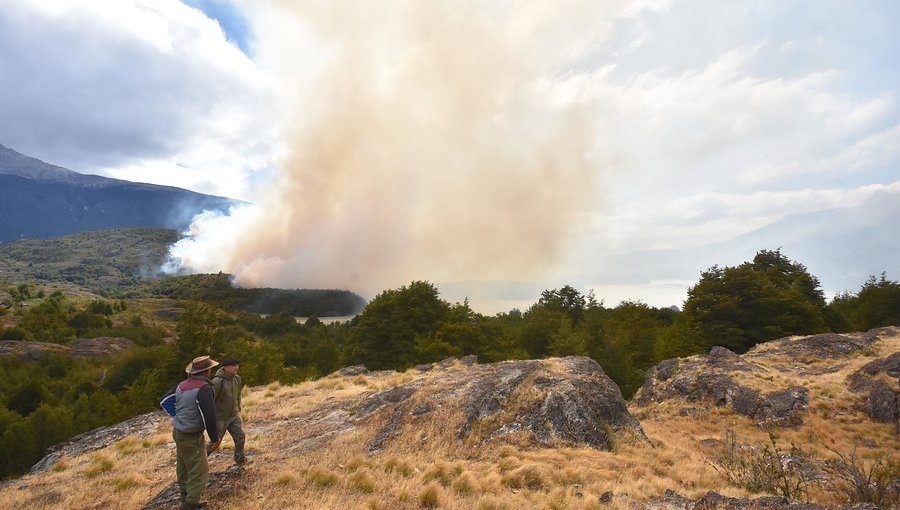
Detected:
[
  {"left": 84, "top": 454, "right": 114, "bottom": 477},
  {"left": 422, "top": 460, "right": 461, "bottom": 486},
  {"left": 110, "top": 472, "right": 148, "bottom": 492},
  {"left": 418, "top": 482, "right": 446, "bottom": 508},
  {"left": 345, "top": 454, "right": 369, "bottom": 472},
  {"left": 275, "top": 471, "right": 297, "bottom": 485},
  {"left": 502, "top": 464, "right": 548, "bottom": 490},
  {"left": 309, "top": 467, "right": 339, "bottom": 487},
  {"left": 346, "top": 467, "right": 376, "bottom": 493},
  {"left": 383, "top": 457, "right": 414, "bottom": 477},
  {"left": 497, "top": 456, "right": 521, "bottom": 472},
  {"left": 476, "top": 495, "right": 514, "bottom": 510},
  {"left": 114, "top": 436, "right": 145, "bottom": 455},
  {"left": 451, "top": 470, "right": 480, "bottom": 495}
]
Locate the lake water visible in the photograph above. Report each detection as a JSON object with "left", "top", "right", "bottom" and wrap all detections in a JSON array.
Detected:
[{"left": 259, "top": 314, "right": 356, "bottom": 325}]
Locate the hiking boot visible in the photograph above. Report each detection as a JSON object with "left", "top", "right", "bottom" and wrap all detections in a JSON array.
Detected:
[{"left": 180, "top": 502, "right": 207, "bottom": 510}]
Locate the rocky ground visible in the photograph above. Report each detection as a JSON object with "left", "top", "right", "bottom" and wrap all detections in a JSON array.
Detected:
[{"left": 1, "top": 328, "right": 897, "bottom": 509}]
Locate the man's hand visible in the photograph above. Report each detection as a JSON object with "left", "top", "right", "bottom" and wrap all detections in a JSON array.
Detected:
[{"left": 209, "top": 440, "right": 222, "bottom": 452}]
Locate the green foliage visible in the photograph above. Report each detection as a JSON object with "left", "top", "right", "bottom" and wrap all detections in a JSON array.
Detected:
[
  {"left": 7, "top": 282, "right": 39, "bottom": 301},
  {"left": 344, "top": 281, "right": 450, "bottom": 370},
  {"left": 102, "top": 346, "right": 172, "bottom": 393},
  {"left": 17, "top": 291, "right": 77, "bottom": 342},
  {"left": 537, "top": 285, "right": 589, "bottom": 325},
  {"left": 6, "top": 380, "right": 50, "bottom": 416},
  {"left": 520, "top": 305, "right": 568, "bottom": 359},
  {"left": 828, "top": 273, "right": 900, "bottom": 332},
  {"left": 124, "top": 272, "right": 366, "bottom": 317},
  {"left": 175, "top": 302, "right": 229, "bottom": 362},
  {"left": 680, "top": 249, "right": 828, "bottom": 353}
]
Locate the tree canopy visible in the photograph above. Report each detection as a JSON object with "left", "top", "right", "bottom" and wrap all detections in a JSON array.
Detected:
[{"left": 680, "top": 249, "right": 828, "bottom": 353}]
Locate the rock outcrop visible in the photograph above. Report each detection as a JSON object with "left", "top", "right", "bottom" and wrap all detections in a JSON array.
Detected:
[
  {"left": 30, "top": 411, "right": 167, "bottom": 474},
  {"left": 849, "top": 351, "right": 900, "bottom": 430},
  {"left": 0, "top": 337, "right": 136, "bottom": 359},
  {"left": 30, "top": 356, "right": 647, "bottom": 486},
  {"left": 354, "top": 356, "right": 647, "bottom": 452},
  {"left": 636, "top": 346, "right": 809, "bottom": 427}
]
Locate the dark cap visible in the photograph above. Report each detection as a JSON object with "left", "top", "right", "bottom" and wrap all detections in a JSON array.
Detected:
[{"left": 222, "top": 357, "right": 241, "bottom": 366}]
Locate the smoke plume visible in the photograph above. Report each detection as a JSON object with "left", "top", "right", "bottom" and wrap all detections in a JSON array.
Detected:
[{"left": 168, "top": 1, "right": 614, "bottom": 297}]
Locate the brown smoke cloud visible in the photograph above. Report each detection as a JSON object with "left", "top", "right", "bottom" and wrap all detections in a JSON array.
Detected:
[{"left": 169, "top": 1, "right": 607, "bottom": 297}]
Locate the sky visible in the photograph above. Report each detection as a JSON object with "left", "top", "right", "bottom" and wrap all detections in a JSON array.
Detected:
[{"left": 1, "top": 0, "right": 898, "bottom": 314}]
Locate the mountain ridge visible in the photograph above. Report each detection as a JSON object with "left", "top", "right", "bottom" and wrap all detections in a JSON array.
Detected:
[{"left": 0, "top": 143, "right": 238, "bottom": 243}]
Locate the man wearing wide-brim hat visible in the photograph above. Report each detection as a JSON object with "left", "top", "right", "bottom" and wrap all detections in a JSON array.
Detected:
[{"left": 171, "top": 355, "right": 222, "bottom": 510}]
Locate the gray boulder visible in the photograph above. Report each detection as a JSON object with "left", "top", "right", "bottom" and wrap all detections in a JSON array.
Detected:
[{"left": 866, "top": 379, "right": 898, "bottom": 424}]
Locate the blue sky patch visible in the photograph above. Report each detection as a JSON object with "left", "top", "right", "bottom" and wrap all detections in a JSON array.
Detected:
[{"left": 182, "top": 0, "right": 252, "bottom": 56}]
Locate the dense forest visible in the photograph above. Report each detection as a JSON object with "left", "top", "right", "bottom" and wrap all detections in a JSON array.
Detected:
[{"left": 0, "top": 249, "right": 898, "bottom": 479}]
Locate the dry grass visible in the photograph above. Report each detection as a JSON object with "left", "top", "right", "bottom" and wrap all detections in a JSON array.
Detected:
[{"left": 1, "top": 331, "right": 897, "bottom": 510}]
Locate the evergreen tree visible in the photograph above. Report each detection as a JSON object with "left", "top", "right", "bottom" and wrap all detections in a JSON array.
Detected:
[
  {"left": 829, "top": 273, "right": 900, "bottom": 331},
  {"left": 680, "top": 249, "right": 828, "bottom": 353},
  {"left": 344, "top": 281, "right": 450, "bottom": 370}
]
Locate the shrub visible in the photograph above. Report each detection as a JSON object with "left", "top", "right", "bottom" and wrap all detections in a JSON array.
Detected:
[
  {"left": 822, "top": 447, "right": 898, "bottom": 507},
  {"left": 706, "top": 430, "right": 814, "bottom": 501}
]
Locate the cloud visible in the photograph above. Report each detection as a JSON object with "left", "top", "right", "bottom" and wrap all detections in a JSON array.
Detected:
[
  {"left": 167, "top": 0, "right": 677, "bottom": 296},
  {"left": 0, "top": 0, "right": 277, "bottom": 199},
  {"left": 182, "top": 0, "right": 252, "bottom": 55},
  {"left": 3, "top": 0, "right": 898, "bottom": 311}
]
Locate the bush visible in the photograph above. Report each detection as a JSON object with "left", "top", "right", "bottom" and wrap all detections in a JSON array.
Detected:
[
  {"left": 706, "top": 430, "right": 813, "bottom": 501},
  {"left": 823, "top": 447, "right": 898, "bottom": 507}
]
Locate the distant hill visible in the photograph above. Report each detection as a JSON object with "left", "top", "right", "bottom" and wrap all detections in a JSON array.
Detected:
[
  {"left": 0, "top": 143, "right": 237, "bottom": 243},
  {"left": 0, "top": 228, "right": 367, "bottom": 316},
  {"left": 0, "top": 228, "right": 179, "bottom": 292}
]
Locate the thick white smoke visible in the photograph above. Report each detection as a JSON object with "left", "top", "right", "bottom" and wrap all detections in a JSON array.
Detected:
[{"left": 166, "top": 1, "right": 640, "bottom": 296}]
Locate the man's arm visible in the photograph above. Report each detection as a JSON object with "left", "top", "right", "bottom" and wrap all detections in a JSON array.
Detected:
[
  {"left": 212, "top": 376, "right": 222, "bottom": 399},
  {"left": 196, "top": 384, "right": 219, "bottom": 444},
  {"left": 236, "top": 375, "right": 242, "bottom": 412}
]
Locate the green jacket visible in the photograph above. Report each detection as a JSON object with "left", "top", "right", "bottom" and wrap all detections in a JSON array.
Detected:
[{"left": 212, "top": 367, "right": 242, "bottom": 419}]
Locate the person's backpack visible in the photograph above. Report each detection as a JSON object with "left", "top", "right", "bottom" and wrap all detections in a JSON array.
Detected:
[{"left": 159, "top": 385, "right": 177, "bottom": 417}]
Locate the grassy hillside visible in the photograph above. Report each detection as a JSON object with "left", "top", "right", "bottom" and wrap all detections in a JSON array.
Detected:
[
  {"left": 0, "top": 329, "right": 895, "bottom": 509},
  {"left": 0, "top": 228, "right": 179, "bottom": 295},
  {"left": 0, "top": 228, "right": 366, "bottom": 316}
]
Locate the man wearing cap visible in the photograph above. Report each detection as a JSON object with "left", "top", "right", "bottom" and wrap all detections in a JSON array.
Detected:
[
  {"left": 210, "top": 357, "right": 247, "bottom": 465},
  {"left": 172, "top": 355, "right": 221, "bottom": 510}
]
